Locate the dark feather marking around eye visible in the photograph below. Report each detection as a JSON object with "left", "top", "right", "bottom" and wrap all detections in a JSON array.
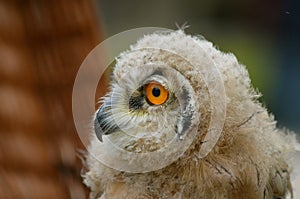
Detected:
[
  {"left": 129, "top": 92, "right": 144, "bottom": 110},
  {"left": 151, "top": 70, "right": 163, "bottom": 76},
  {"left": 181, "top": 114, "right": 192, "bottom": 133},
  {"left": 180, "top": 87, "right": 193, "bottom": 130},
  {"left": 181, "top": 86, "right": 190, "bottom": 108},
  {"left": 129, "top": 96, "right": 144, "bottom": 110}
]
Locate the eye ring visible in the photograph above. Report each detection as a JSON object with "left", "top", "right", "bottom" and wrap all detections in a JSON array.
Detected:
[{"left": 145, "top": 82, "right": 169, "bottom": 105}]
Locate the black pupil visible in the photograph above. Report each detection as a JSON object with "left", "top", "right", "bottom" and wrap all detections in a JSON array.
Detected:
[{"left": 152, "top": 87, "right": 161, "bottom": 97}]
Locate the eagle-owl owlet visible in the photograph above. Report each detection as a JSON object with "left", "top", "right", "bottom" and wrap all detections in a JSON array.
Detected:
[{"left": 83, "top": 30, "right": 298, "bottom": 199}]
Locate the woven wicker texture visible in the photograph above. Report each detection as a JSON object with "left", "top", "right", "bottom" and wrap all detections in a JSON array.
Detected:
[{"left": 0, "top": 0, "right": 107, "bottom": 198}]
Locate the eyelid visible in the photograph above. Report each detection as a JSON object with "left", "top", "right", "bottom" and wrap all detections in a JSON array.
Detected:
[{"left": 142, "top": 75, "right": 169, "bottom": 89}]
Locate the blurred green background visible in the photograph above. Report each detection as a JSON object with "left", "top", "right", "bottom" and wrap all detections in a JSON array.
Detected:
[{"left": 97, "top": 0, "right": 300, "bottom": 134}]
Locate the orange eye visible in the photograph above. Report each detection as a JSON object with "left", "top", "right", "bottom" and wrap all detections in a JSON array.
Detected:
[{"left": 145, "top": 82, "right": 169, "bottom": 105}]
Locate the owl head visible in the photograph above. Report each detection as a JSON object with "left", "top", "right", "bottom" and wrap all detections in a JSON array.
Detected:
[
  {"left": 91, "top": 30, "right": 254, "bottom": 172},
  {"left": 95, "top": 60, "right": 199, "bottom": 140}
]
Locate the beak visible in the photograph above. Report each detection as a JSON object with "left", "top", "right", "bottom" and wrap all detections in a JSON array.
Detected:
[{"left": 94, "top": 99, "right": 120, "bottom": 142}]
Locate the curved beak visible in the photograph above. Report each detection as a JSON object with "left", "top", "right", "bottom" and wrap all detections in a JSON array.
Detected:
[{"left": 94, "top": 99, "right": 120, "bottom": 142}]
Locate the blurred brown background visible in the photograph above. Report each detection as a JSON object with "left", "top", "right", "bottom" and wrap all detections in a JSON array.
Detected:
[
  {"left": 0, "top": 0, "right": 299, "bottom": 198},
  {"left": 0, "top": 0, "right": 107, "bottom": 198}
]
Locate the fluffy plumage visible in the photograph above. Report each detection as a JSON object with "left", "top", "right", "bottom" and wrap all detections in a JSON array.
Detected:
[{"left": 83, "top": 30, "right": 298, "bottom": 199}]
